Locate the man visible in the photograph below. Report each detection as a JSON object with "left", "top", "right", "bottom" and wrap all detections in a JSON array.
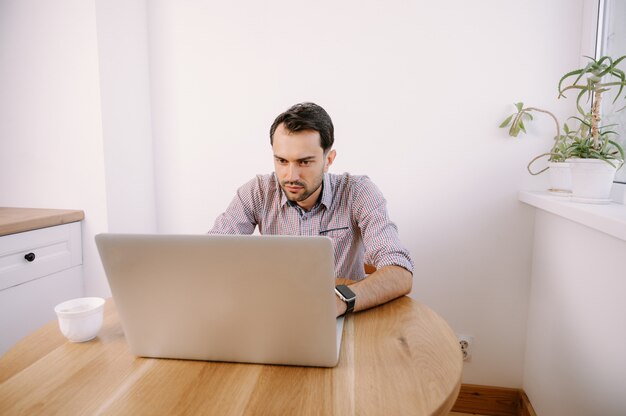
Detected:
[{"left": 209, "top": 102, "right": 414, "bottom": 316}]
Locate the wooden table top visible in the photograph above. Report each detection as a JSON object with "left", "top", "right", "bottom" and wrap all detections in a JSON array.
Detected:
[
  {"left": 0, "top": 297, "right": 462, "bottom": 415},
  {"left": 0, "top": 207, "right": 84, "bottom": 236}
]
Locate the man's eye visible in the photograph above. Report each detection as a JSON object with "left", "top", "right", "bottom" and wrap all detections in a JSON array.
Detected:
[
  {"left": 300, "top": 160, "right": 311, "bottom": 166},
  {"left": 277, "top": 159, "right": 287, "bottom": 165}
]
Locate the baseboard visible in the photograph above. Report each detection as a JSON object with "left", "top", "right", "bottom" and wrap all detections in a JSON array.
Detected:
[
  {"left": 519, "top": 390, "right": 537, "bottom": 416},
  {"left": 451, "top": 384, "right": 537, "bottom": 416}
]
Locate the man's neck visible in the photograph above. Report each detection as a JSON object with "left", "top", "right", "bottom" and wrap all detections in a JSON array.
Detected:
[{"left": 291, "top": 183, "right": 323, "bottom": 212}]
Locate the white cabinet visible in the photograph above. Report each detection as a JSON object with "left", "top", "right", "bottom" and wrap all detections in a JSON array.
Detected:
[{"left": 0, "top": 222, "right": 83, "bottom": 356}]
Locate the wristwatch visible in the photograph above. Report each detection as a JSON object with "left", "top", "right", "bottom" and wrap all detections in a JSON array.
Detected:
[{"left": 335, "top": 285, "right": 356, "bottom": 315}]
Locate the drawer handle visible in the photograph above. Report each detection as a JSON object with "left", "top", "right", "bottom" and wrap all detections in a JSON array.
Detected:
[{"left": 24, "top": 252, "right": 36, "bottom": 262}]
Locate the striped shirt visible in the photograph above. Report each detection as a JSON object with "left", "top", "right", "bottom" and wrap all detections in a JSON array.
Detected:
[{"left": 208, "top": 172, "right": 414, "bottom": 280}]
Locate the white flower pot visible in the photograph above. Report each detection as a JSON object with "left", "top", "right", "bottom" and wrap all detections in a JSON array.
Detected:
[
  {"left": 547, "top": 161, "right": 571, "bottom": 194},
  {"left": 566, "top": 158, "right": 618, "bottom": 202}
]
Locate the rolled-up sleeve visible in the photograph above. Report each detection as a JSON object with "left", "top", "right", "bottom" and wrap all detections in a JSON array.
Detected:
[{"left": 352, "top": 177, "right": 414, "bottom": 274}]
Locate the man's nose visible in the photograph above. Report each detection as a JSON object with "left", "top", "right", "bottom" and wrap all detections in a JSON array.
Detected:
[{"left": 286, "top": 163, "right": 300, "bottom": 181}]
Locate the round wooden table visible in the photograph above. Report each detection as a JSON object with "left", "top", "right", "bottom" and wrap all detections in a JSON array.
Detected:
[{"left": 0, "top": 296, "right": 462, "bottom": 415}]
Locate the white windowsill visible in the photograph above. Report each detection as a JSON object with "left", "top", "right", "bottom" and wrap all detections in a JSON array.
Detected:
[{"left": 518, "top": 187, "right": 626, "bottom": 242}]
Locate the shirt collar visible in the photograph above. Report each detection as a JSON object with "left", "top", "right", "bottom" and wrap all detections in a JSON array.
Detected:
[{"left": 319, "top": 173, "right": 333, "bottom": 209}]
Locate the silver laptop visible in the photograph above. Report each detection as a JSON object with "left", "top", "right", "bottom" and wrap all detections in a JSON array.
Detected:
[{"left": 95, "top": 233, "right": 344, "bottom": 367}]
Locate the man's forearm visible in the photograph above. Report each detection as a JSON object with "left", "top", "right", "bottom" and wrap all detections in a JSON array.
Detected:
[{"left": 335, "top": 265, "right": 413, "bottom": 316}]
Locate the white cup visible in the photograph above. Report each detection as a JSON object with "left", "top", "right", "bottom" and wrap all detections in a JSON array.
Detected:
[{"left": 54, "top": 297, "right": 105, "bottom": 342}]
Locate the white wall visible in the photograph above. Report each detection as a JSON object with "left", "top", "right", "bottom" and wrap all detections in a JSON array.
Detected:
[
  {"left": 524, "top": 210, "right": 626, "bottom": 415},
  {"left": 95, "top": 0, "right": 157, "bottom": 234},
  {"left": 0, "top": 0, "right": 596, "bottom": 389},
  {"left": 146, "top": 0, "right": 586, "bottom": 387},
  {"left": 0, "top": 0, "right": 109, "bottom": 296},
  {"left": 0, "top": 0, "right": 156, "bottom": 297}
]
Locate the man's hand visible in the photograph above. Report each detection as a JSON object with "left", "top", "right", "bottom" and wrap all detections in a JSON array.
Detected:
[{"left": 334, "top": 265, "right": 412, "bottom": 317}]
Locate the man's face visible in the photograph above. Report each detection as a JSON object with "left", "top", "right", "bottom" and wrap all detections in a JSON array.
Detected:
[{"left": 272, "top": 123, "right": 336, "bottom": 211}]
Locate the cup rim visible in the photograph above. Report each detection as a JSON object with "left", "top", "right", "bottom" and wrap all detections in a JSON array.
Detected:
[{"left": 54, "top": 297, "right": 105, "bottom": 317}]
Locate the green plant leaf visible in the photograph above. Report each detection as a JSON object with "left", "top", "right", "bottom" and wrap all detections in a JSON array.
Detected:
[
  {"left": 499, "top": 115, "right": 513, "bottom": 128},
  {"left": 612, "top": 55, "right": 626, "bottom": 67},
  {"left": 558, "top": 68, "right": 584, "bottom": 96},
  {"left": 575, "top": 88, "right": 589, "bottom": 115},
  {"left": 608, "top": 139, "right": 625, "bottom": 160}
]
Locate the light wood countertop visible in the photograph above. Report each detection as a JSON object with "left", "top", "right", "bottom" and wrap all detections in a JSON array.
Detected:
[
  {"left": 0, "top": 296, "right": 463, "bottom": 415},
  {"left": 0, "top": 207, "right": 84, "bottom": 236}
]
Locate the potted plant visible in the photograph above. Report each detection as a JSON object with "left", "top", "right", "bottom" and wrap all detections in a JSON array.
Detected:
[
  {"left": 500, "top": 55, "right": 626, "bottom": 202},
  {"left": 558, "top": 55, "right": 625, "bottom": 202}
]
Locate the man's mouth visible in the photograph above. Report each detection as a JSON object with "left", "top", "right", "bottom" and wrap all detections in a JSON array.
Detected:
[
  {"left": 285, "top": 185, "right": 303, "bottom": 193},
  {"left": 283, "top": 182, "right": 305, "bottom": 193}
]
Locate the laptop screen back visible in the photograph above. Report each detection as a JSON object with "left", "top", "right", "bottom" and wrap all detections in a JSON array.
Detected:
[{"left": 95, "top": 233, "right": 342, "bottom": 367}]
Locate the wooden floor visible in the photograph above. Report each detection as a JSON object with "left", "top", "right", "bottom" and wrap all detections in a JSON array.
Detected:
[{"left": 449, "top": 413, "right": 487, "bottom": 415}]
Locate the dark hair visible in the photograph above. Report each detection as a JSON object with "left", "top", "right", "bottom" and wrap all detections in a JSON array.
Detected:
[{"left": 269, "top": 102, "right": 334, "bottom": 152}]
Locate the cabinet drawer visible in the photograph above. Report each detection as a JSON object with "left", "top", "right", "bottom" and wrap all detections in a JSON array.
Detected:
[{"left": 0, "top": 222, "right": 82, "bottom": 291}]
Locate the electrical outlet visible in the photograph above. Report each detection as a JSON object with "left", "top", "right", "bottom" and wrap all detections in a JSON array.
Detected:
[{"left": 458, "top": 335, "right": 473, "bottom": 362}]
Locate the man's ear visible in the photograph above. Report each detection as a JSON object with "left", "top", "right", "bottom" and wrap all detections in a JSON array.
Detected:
[{"left": 324, "top": 149, "right": 337, "bottom": 172}]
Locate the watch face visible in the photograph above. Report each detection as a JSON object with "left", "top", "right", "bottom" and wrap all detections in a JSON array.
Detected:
[{"left": 335, "top": 285, "right": 356, "bottom": 301}]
